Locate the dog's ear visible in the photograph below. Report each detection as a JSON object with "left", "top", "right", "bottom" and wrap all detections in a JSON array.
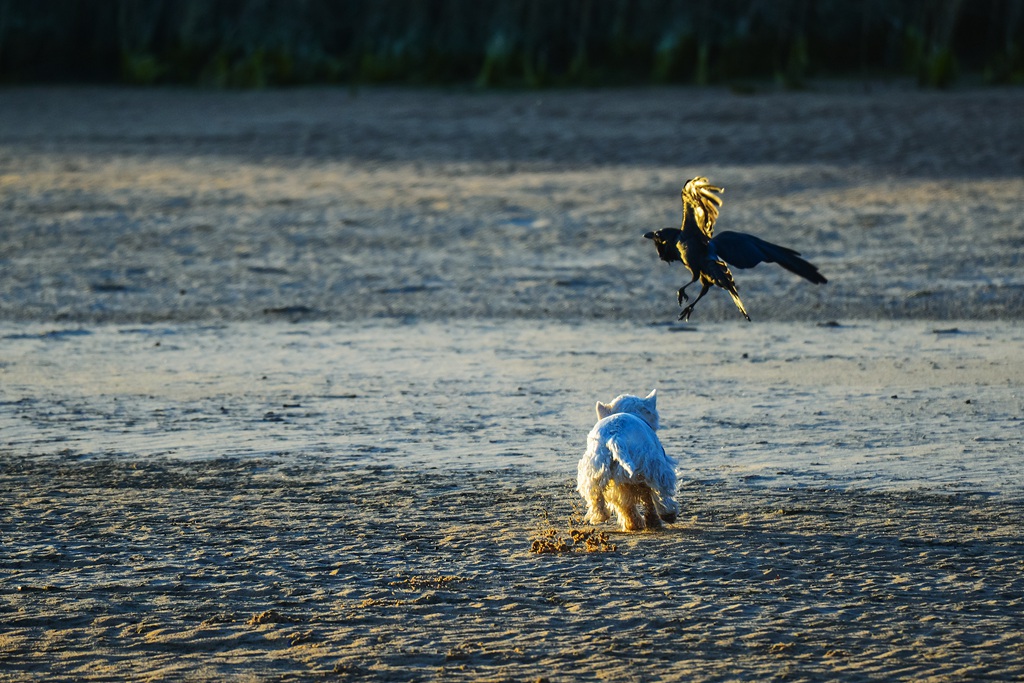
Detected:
[
  {"left": 644, "top": 389, "right": 657, "bottom": 407},
  {"left": 596, "top": 401, "right": 613, "bottom": 420}
]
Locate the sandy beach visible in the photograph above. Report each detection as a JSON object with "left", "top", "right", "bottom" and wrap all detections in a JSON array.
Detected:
[{"left": 2, "top": 84, "right": 1024, "bottom": 681}]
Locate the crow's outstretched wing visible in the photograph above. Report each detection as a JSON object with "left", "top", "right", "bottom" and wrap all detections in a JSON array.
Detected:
[
  {"left": 681, "top": 176, "right": 724, "bottom": 237},
  {"left": 711, "top": 231, "right": 828, "bottom": 284}
]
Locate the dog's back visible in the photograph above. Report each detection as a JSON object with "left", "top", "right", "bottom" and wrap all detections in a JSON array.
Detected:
[{"left": 582, "top": 412, "right": 673, "bottom": 486}]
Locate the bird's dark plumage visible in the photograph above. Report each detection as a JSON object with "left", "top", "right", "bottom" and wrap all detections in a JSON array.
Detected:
[
  {"left": 710, "top": 231, "right": 827, "bottom": 284},
  {"left": 643, "top": 177, "right": 827, "bottom": 321}
]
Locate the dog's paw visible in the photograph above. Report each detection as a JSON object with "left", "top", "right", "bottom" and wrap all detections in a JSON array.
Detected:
[{"left": 659, "top": 512, "right": 677, "bottom": 524}]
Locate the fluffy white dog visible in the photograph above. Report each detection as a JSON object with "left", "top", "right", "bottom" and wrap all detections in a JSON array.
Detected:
[{"left": 576, "top": 390, "right": 679, "bottom": 531}]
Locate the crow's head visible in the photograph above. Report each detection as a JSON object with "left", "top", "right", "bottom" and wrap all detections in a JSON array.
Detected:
[{"left": 643, "top": 228, "right": 683, "bottom": 264}]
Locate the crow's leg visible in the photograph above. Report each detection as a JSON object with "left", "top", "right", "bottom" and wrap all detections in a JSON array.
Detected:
[
  {"left": 679, "top": 283, "right": 712, "bottom": 321},
  {"left": 676, "top": 275, "right": 699, "bottom": 305}
]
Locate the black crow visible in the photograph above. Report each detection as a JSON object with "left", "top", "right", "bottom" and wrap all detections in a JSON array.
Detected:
[{"left": 644, "top": 177, "right": 827, "bottom": 321}]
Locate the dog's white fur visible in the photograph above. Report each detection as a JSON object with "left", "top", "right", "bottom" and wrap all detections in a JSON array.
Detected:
[{"left": 576, "top": 390, "right": 679, "bottom": 531}]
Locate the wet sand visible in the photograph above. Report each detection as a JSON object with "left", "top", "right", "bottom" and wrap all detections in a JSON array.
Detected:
[
  {"left": 3, "top": 321, "right": 1023, "bottom": 492},
  {"left": 2, "top": 84, "right": 1024, "bottom": 681}
]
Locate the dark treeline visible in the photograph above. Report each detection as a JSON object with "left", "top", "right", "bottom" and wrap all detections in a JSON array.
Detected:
[{"left": 1, "top": 0, "right": 1021, "bottom": 88}]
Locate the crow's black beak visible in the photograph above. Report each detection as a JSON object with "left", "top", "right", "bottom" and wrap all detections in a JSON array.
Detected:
[{"left": 643, "top": 231, "right": 655, "bottom": 240}]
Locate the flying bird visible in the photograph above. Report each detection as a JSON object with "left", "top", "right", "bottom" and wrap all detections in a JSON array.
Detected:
[{"left": 644, "top": 177, "right": 827, "bottom": 322}]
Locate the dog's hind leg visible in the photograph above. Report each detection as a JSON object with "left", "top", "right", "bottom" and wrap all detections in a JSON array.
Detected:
[
  {"left": 640, "top": 487, "right": 663, "bottom": 529},
  {"left": 606, "top": 482, "right": 645, "bottom": 531},
  {"left": 577, "top": 457, "right": 612, "bottom": 524},
  {"left": 586, "top": 490, "right": 610, "bottom": 524},
  {"left": 654, "top": 492, "right": 679, "bottom": 524},
  {"left": 647, "top": 468, "right": 679, "bottom": 524}
]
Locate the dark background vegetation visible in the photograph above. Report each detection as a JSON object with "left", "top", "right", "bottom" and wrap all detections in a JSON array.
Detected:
[{"left": 1, "top": 0, "right": 1021, "bottom": 89}]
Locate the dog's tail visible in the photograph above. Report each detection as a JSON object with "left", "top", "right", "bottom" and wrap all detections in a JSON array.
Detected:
[{"left": 605, "top": 438, "right": 639, "bottom": 479}]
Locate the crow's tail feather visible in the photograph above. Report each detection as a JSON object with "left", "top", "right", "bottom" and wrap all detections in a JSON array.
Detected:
[{"left": 761, "top": 242, "right": 828, "bottom": 284}]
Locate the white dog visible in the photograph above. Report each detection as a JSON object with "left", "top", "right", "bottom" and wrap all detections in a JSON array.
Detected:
[{"left": 576, "top": 390, "right": 679, "bottom": 531}]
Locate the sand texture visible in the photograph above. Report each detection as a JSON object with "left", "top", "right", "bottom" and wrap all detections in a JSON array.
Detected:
[
  {"left": 1, "top": 86, "right": 1023, "bottom": 323},
  {"left": 5, "top": 457, "right": 1024, "bottom": 682},
  {"left": 2, "top": 84, "right": 1024, "bottom": 681}
]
